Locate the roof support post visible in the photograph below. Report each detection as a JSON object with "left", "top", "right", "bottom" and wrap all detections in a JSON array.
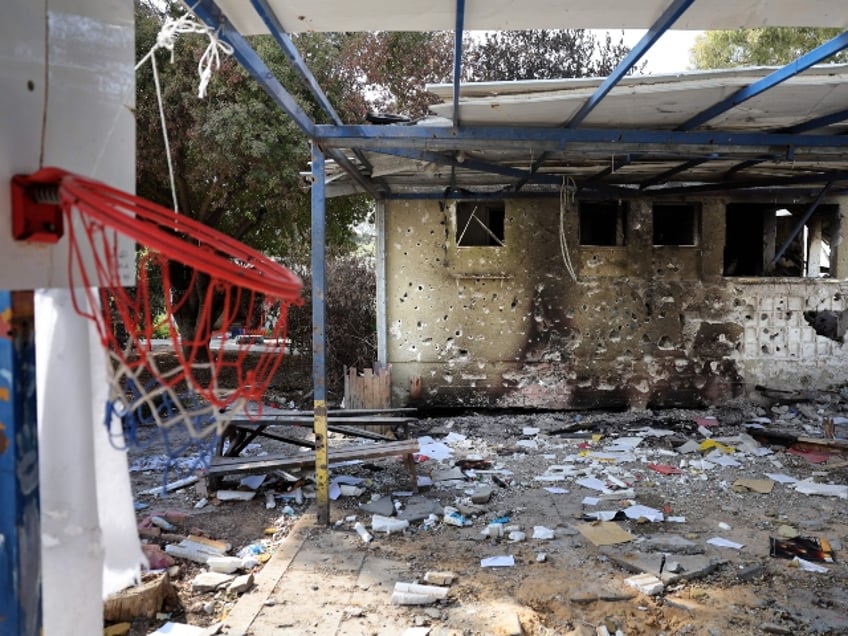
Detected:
[
  {"left": 311, "top": 144, "right": 330, "bottom": 525},
  {"left": 452, "top": 0, "right": 466, "bottom": 128},
  {"left": 771, "top": 182, "right": 834, "bottom": 270}
]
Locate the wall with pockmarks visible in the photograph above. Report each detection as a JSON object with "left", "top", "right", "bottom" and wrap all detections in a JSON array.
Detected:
[{"left": 383, "top": 197, "right": 848, "bottom": 409}]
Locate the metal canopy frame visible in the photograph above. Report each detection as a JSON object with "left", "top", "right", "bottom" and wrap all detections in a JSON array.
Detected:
[{"left": 186, "top": 0, "right": 848, "bottom": 523}]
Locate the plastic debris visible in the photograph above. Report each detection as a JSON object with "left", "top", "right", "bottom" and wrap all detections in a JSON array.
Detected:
[
  {"left": 532, "top": 526, "right": 555, "bottom": 540},
  {"left": 707, "top": 537, "right": 744, "bottom": 550},
  {"left": 443, "top": 506, "right": 469, "bottom": 527},
  {"left": 371, "top": 515, "right": 410, "bottom": 534},
  {"left": 480, "top": 555, "right": 515, "bottom": 567},
  {"left": 353, "top": 521, "right": 373, "bottom": 543},
  {"left": 793, "top": 480, "right": 848, "bottom": 499},
  {"left": 391, "top": 582, "right": 449, "bottom": 605}
]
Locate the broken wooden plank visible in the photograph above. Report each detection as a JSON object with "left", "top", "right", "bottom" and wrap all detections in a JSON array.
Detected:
[
  {"left": 749, "top": 428, "right": 848, "bottom": 455},
  {"left": 207, "top": 439, "right": 420, "bottom": 477}
]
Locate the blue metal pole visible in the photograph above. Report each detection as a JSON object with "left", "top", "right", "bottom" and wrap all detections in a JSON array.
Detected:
[
  {"left": 310, "top": 144, "right": 330, "bottom": 525},
  {"left": 452, "top": 0, "right": 466, "bottom": 128},
  {"left": 0, "top": 291, "right": 41, "bottom": 635}
]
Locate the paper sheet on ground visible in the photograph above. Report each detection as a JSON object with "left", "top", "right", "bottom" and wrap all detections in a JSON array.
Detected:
[{"left": 733, "top": 478, "right": 774, "bottom": 493}]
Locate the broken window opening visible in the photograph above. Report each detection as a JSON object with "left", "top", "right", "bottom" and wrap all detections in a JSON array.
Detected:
[
  {"left": 455, "top": 202, "right": 505, "bottom": 247},
  {"left": 723, "top": 203, "right": 838, "bottom": 278},
  {"left": 652, "top": 203, "right": 699, "bottom": 246},
  {"left": 579, "top": 201, "right": 628, "bottom": 246}
]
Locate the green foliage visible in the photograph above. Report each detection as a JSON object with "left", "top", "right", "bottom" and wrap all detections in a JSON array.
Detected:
[
  {"left": 463, "top": 30, "right": 640, "bottom": 82},
  {"left": 151, "top": 313, "right": 175, "bottom": 339},
  {"left": 691, "top": 28, "right": 848, "bottom": 69}
]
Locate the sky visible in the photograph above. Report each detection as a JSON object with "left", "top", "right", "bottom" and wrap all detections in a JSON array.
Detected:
[{"left": 618, "top": 29, "right": 704, "bottom": 74}]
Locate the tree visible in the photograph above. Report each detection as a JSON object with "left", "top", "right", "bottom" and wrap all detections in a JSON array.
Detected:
[
  {"left": 340, "top": 30, "right": 639, "bottom": 120},
  {"left": 691, "top": 28, "right": 848, "bottom": 69},
  {"left": 134, "top": 2, "right": 370, "bottom": 355},
  {"left": 463, "top": 30, "right": 639, "bottom": 82}
]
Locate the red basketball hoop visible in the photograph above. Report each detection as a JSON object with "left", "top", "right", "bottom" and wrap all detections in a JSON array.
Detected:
[{"left": 13, "top": 167, "right": 303, "bottom": 438}]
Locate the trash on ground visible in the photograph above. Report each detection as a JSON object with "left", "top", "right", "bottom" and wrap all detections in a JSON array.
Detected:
[
  {"left": 625, "top": 573, "right": 665, "bottom": 596},
  {"left": 707, "top": 537, "right": 745, "bottom": 550},
  {"left": 792, "top": 480, "right": 848, "bottom": 499},
  {"left": 792, "top": 556, "right": 829, "bottom": 573},
  {"left": 732, "top": 478, "right": 774, "bottom": 494},
  {"left": 165, "top": 535, "right": 231, "bottom": 564},
  {"left": 769, "top": 536, "right": 834, "bottom": 562},
  {"left": 480, "top": 555, "right": 515, "bottom": 567},
  {"left": 215, "top": 490, "right": 256, "bottom": 502},
  {"left": 575, "top": 521, "right": 635, "bottom": 546},
  {"left": 391, "top": 582, "right": 450, "bottom": 605}
]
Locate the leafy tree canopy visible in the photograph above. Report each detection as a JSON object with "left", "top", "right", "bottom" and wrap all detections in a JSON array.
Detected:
[
  {"left": 691, "top": 28, "right": 848, "bottom": 69},
  {"left": 339, "top": 29, "right": 638, "bottom": 120}
]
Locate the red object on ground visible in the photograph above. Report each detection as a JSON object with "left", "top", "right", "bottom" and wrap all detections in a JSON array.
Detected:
[
  {"left": 648, "top": 463, "right": 683, "bottom": 475},
  {"left": 787, "top": 447, "right": 831, "bottom": 464},
  {"left": 694, "top": 416, "right": 719, "bottom": 428}
]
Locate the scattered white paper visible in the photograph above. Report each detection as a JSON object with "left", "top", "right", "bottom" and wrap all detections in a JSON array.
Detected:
[
  {"left": 584, "top": 510, "right": 619, "bottom": 521},
  {"left": 329, "top": 482, "right": 341, "bottom": 501},
  {"left": 588, "top": 451, "right": 636, "bottom": 462},
  {"left": 638, "top": 427, "right": 675, "bottom": 437},
  {"left": 442, "top": 432, "right": 467, "bottom": 445},
  {"left": 334, "top": 475, "right": 365, "bottom": 485},
  {"left": 576, "top": 477, "right": 607, "bottom": 491},
  {"left": 543, "top": 487, "right": 569, "bottom": 494},
  {"left": 532, "top": 526, "right": 555, "bottom": 540},
  {"left": 481, "top": 555, "right": 515, "bottom": 568},
  {"left": 708, "top": 454, "right": 742, "bottom": 467},
  {"left": 667, "top": 516, "right": 686, "bottom": 523},
  {"left": 416, "top": 475, "right": 434, "bottom": 488},
  {"left": 688, "top": 459, "right": 716, "bottom": 471},
  {"left": 765, "top": 473, "right": 798, "bottom": 484},
  {"left": 523, "top": 427, "right": 540, "bottom": 436},
  {"left": 149, "top": 623, "right": 208, "bottom": 636},
  {"left": 516, "top": 439, "right": 539, "bottom": 450},
  {"left": 697, "top": 425, "right": 713, "bottom": 438},
  {"left": 793, "top": 481, "right": 848, "bottom": 499},
  {"left": 623, "top": 504, "right": 664, "bottom": 522},
  {"left": 707, "top": 537, "right": 744, "bottom": 550},
  {"left": 603, "top": 437, "right": 643, "bottom": 453},
  {"left": 417, "top": 438, "right": 453, "bottom": 461},
  {"left": 793, "top": 557, "right": 828, "bottom": 573},
  {"left": 677, "top": 440, "right": 701, "bottom": 454},
  {"left": 239, "top": 474, "right": 267, "bottom": 490},
  {"left": 581, "top": 496, "right": 600, "bottom": 506}
]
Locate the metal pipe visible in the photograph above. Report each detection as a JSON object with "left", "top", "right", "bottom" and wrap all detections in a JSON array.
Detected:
[{"left": 310, "top": 144, "right": 330, "bottom": 525}]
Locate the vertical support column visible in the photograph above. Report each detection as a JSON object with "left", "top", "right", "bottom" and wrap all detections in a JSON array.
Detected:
[
  {"left": 311, "top": 143, "right": 330, "bottom": 525},
  {"left": 375, "top": 199, "right": 387, "bottom": 366},
  {"left": 806, "top": 216, "right": 822, "bottom": 277},
  {"left": 0, "top": 291, "right": 41, "bottom": 635},
  {"left": 762, "top": 211, "right": 777, "bottom": 274}
]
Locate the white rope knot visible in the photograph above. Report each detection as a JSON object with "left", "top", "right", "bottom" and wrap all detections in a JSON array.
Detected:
[{"left": 197, "top": 28, "right": 234, "bottom": 99}]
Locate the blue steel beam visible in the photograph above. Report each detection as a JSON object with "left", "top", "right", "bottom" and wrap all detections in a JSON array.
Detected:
[
  {"left": 510, "top": 0, "right": 696, "bottom": 192},
  {"left": 189, "top": 2, "right": 383, "bottom": 197},
  {"left": 681, "top": 31, "right": 848, "bottom": 130},
  {"left": 771, "top": 182, "right": 834, "bottom": 268},
  {"left": 0, "top": 291, "right": 41, "bottom": 635},
  {"left": 364, "top": 146, "right": 566, "bottom": 185},
  {"left": 566, "top": 0, "right": 696, "bottom": 128},
  {"left": 249, "top": 0, "right": 376, "bottom": 177},
  {"left": 644, "top": 169, "right": 848, "bottom": 195},
  {"left": 311, "top": 145, "right": 330, "bottom": 526},
  {"left": 452, "top": 0, "right": 466, "bottom": 128},
  {"left": 250, "top": 0, "right": 341, "bottom": 125},
  {"left": 191, "top": 1, "right": 316, "bottom": 137},
  {"left": 314, "top": 124, "right": 848, "bottom": 153},
  {"left": 639, "top": 154, "right": 719, "bottom": 189},
  {"left": 641, "top": 107, "right": 848, "bottom": 188}
]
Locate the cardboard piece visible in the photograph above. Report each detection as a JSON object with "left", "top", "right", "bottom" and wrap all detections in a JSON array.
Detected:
[
  {"left": 575, "top": 521, "right": 635, "bottom": 546},
  {"left": 732, "top": 478, "right": 774, "bottom": 494}
]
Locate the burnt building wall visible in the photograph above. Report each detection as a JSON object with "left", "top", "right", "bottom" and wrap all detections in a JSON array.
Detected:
[{"left": 383, "top": 197, "right": 848, "bottom": 409}]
